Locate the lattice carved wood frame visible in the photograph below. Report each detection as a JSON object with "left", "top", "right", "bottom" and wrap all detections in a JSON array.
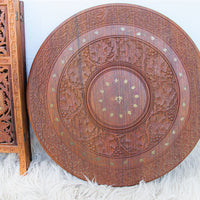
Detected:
[{"left": 0, "top": 0, "right": 31, "bottom": 174}]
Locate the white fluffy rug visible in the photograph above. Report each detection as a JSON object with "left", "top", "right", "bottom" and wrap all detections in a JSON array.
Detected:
[{"left": 0, "top": 128, "right": 200, "bottom": 200}]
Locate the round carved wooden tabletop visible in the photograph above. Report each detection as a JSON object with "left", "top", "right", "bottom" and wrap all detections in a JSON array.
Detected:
[{"left": 27, "top": 4, "right": 200, "bottom": 186}]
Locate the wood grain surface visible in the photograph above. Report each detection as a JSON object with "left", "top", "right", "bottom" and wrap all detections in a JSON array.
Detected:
[{"left": 27, "top": 4, "right": 200, "bottom": 186}]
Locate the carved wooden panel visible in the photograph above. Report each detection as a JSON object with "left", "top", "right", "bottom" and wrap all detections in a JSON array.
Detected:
[
  {"left": 0, "top": 6, "right": 9, "bottom": 56},
  {"left": 0, "top": 65, "right": 15, "bottom": 144},
  {"left": 27, "top": 4, "right": 200, "bottom": 186},
  {"left": 0, "top": 0, "right": 31, "bottom": 175}
]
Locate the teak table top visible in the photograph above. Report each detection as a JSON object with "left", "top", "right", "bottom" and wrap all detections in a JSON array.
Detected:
[{"left": 27, "top": 4, "right": 200, "bottom": 186}]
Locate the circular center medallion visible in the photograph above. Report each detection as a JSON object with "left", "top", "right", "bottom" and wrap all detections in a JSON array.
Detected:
[{"left": 87, "top": 66, "right": 150, "bottom": 130}]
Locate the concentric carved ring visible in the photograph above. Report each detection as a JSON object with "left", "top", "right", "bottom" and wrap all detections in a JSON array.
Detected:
[
  {"left": 27, "top": 4, "right": 200, "bottom": 186},
  {"left": 87, "top": 66, "right": 150, "bottom": 131}
]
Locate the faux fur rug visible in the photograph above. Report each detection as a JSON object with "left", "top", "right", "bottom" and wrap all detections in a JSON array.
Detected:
[{"left": 0, "top": 128, "right": 200, "bottom": 200}]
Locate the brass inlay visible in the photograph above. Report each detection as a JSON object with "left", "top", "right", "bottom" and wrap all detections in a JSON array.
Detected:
[
  {"left": 136, "top": 32, "right": 141, "bottom": 36},
  {"left": 70, "top": 142, "right": 75, "bottom": 146},
  {"left": 102, "top": 108, "right": 106, "bottom": 112},
  {"left": 163, "top": 48, "right": 167, "bottom": 52},
  {"left": 172, "top": 130, "right": 176, "bottom": 135},
  {"left": 151, "top": 36, "right": 155, "bottom": 41},
  {"left": 100, "top": 89, "right": 104, "bottom": 94},
  {"left": 135, "top": 94, "right": 139, "bottom": 98},
  {"left": 124, "top": 79, "right": 128, "bottom": 84},
  {"left": 110, "top": 113, "right": 114, "bottom": 117},
  {"left": 82, "top": 38, "right": 86, "bottom": 43},
  {"left": 68, "top": 47, "right": 73, "bottom": 51},
  {"left": 98, "top": 99, "right": 103, "bottom": 103},
  {"left": 60, "top": 131, "right": 64, "bottom": 136},
  {"left": 133, "top": 104, "right": 138, "bottom": 108},
  {"left": 151, "top": 150, "right": 155, "bottom": 155},
  {"left": 179, "top": 72, "right": 183, "bottom": 77},
  {"left": 119, "top": 114, "right": 123, "bottom": 119},
  {"left": 110, "top": 162, "right": 114, "bottom": 166},
  {"left": 182, "top": 102, "right": 186, "bottom": 107},
  {"left": 128, "top": 111, "right": 131, "bottom": 115},
  {"left": 61, "top": 59, "right": 65, "bottom": 64},
  {"left": 105, "top": 82, "right": 110, "bottom": 86},
  {"left": 131, "top": 86, "right": 135, "bottom": 90},
  {"left": 184, "top": 87, "right": 187, "bottom": 91},
  {"left": 139, "top": 158, "right": 144, "bottom": 162},
  {"left": 115, "top": 96, "right": 123, "bottom": 104},
  {"left": 165, "top": 143, "right": 169, "bottom": 146},
  {"left": 52, "top": 88, "right": 55, "bottom": 92},
  {"left": 50, "top": 104, "right": 53, "bottom": 108},
  {"left": 174, "top": 57, "right": 177, "bottom": 62},
  {"left": 52, "top": 74, "right": 56, "bottom": 78},
  {"left": 120, "top": 27, "right": 125, "bottom": 31},
  {"left": 55, "top": 118, "right": 59, "bottom": 122},
  {"left": 0, "top": 107, "right": 3, "bottom": 111},
  {"left": 82, "top": 152, "right": 86, "bottom": 156},
  {"left": 96, "top": 157, "right": 100, "bottom": 161},
  {"left": 124, "top": 160, "right": 128, "bottom": 165},
  {"left": 114, "top": 78, "right": 118, "bottom": 83},
  {"left": 94, "top": 31, "right": 99, "bottom": 35},
  {"left": 180, "top": 117, "right": 184, "bottom": 121}
]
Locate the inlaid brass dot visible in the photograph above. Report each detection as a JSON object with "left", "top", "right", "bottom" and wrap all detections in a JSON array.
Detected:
[
  {"left": 179, "top": 72, "right": 183, "bottom": 77},
  {"left": 120, "top": 27, "right": 125, "bottom": 31},
  {"left": 70, "top": 142, "right": 75, "bottom": 146},
  {"left": 184, "top": 87, "right": 187, "bottom": 91},
  {"left": 163, "top": 48, "right": 167, "bottom": 52},
  {"left": 60, "top": 131, "right": 64, "bottom": 136},
  {"left": 94, "top": 31, "right": 99, "bottom": 35},
  {"left": 139, "top": 158, "right": 144, "bottom": 162},
  {"left": 102, "top": 108, "right": 106, "bottom": 112},
  {"left": 131, "top": 86, "right": 135, "bottom": 90},
  {"left": 50, "top": 104, "right": 53, "bottom": 108},
  {"left": 52, "top": 88, "right": 55, "bottom": 92},
  {"left": 100, "top": 89, "right": 104, "bottom": 94},
  {"left": 180, "top": 117, "right": 184, "bottom": 121},
  {"left": 61, "top": 59, "right": 65, "bottom": 64},
  {"left": 52, "top": 74, "right": 56, "bottom": 78},
  {"left": 68, "top": 47, "right": 73, "bottom": 51},
  {"left": 165, "top": 143, "right": 169, "bottom": 146},
  {"left": 151, "top": 150, "right": 155, "bottom": 155},
  {"left": 55, "top": 118, "right": 59, "bottom": 122},
  {"left": 135, "top": 94, "right": 139, "bottom": 98},
  {"left": 110, "top": 162, "right": 114, "bottom": 166},
  {"left": 114, "top": 78, "right": 118, "bottom": 83},
  {"left": 96, "top": 157, "right": 100, "bottom": 161},
  {"left": 124, "top": 160, "right": 128, "bottom": 164},
  {"left": 98, "top": 99, "right": 103, "bottom": 103},
  {"left": 128, "top": 111, "right": 132, "bottom": 115},
  {"left": 182, "top": 102, "right": 186, "bottom": 107},
  {"left": 133, "top": 104, "right": 138, "bottom": 108},
  {"left": 119, "top": 114, "right": 123, "bottom": 119},
  {"left": 172, "top": 130, "right": 176, "bottom": 135},
  {"left": 110, "top": 113, "right": 114, "bottom": 117},
  {"left": 151, "top": 36, "right": 155, "bottom": 40},
  {"left": 124, "top": 79, "right": 128, "bottom": 84},
  {"left": 0, "top": 107, "right": 3, "bottom": 111},
  {"left": 105, "top": 82, "right": 110, "bottom": 86},
  {"left": 82, "top": 152, "right": 86, "bottom": 156}
]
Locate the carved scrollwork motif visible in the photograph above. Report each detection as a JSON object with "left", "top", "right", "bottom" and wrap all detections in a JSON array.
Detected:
[
  {"left": 0, "top": 66, "right": 15, "bottom": 143},
  {"left": 0, "top": 7, "right": 8, "bottom": 56},
  {"left": 58, "top": 36, "right": 178, "bottom": 158},
  {"left": 69, "top": 110, "right": 100, "bottom": 140}
]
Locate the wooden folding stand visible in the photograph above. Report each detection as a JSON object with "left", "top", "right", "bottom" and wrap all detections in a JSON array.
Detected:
[{"left": 0, "top": 0, "right": 31, "bottom": 174}]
